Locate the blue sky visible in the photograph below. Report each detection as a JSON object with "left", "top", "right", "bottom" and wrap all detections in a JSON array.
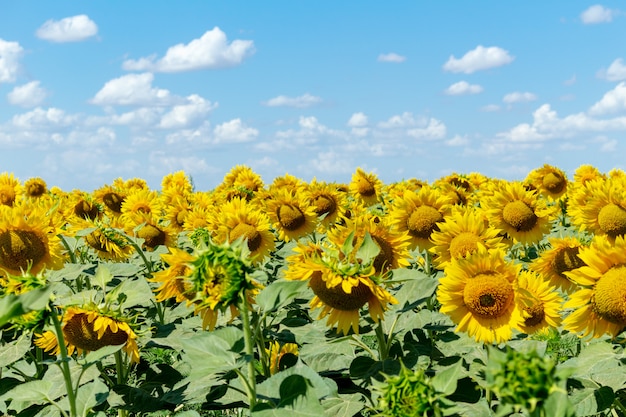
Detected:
[{"left": 1, "top": 2, "right": 626, "bottom": 191}]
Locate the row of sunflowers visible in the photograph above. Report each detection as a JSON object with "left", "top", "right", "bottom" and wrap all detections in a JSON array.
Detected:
[{"left": 0, "top": 163, "right": 625, "bottom": 416}]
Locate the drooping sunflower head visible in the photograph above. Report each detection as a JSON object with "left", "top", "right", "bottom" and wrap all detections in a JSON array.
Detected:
[
  {"left": 306, "top": 179, "right": 347, "bottom": 231},
  {"left": 0, "top": 203, "right": 65, "bottom": 276},
  {"left": 264, "top": 188, "right": 318, "bottom": 242},
  {"left": 438, "top": 247, "right": 523, "bottom": 344},
  {"left": 529, "top": 236, "right": 588, "bottom": 292},
  {"left": 326, "top": 212, "right": 412, "bottom": 274},
  {"left": 284, "top": 233, "right": 397, "bottom": 335},
  {"left": 515, "top": 270, "right": 563, "bottom": 335},
  {"left": 36, "top": 305, "right": 140, "bottom": 363},
  {"left": 525, "top": 164, "right": 568, "bottom": 200},
  {"left": 563, "top": 235, "right": 626, "bottom": 338},
  {"left": 0, "top": 172, "right": 22, "bottom": 207},
  {"left": 81, "top": 220, "right": 134, "bottom": 261},
  {"left": 349, "top": 168, "right": 383, "bottom": 207},
  {"left": 429, "top": 206, "right": 507, "bottom": 269},
  {"left": 126, "top": 214, "right": 176, "bottom": 251},
  {"left": 482, "top": 181, "right": 557, "bottom": 245},
  {"left": 388, "top": 186, "right": 453, "bottom": 251}
]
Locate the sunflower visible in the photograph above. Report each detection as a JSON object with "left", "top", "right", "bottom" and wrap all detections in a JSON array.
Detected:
[
  {"left": 563, "top": 235, "right": 626, "bottom": 338},
  {"left": 515, "top": 270, "right": 563, "bottom": 335},
  {"left": 525, "top": 164, "right": 568, "bottom": 201},
  {"left": 127, "top": 215, "right": 177, "bottom": 251},
  {"left": 388, "top": 185, "right": 453, "bottom": 251},
  {"left": 567, "top": 176, "right": 626, "bottom": 239},
  {"left": 429, "top": 206, "right": 507, "bottom": 269},
  {"left": 2, "top": 270, "right": 49, "bottom": 330},
  {"left": 326, "top": 212, "right": 412, "bottom": 275},
  {"left": 211, "top": 197, "right": 275, "bottom": 263},
  {"left": 349, "top": 168, "right": 383, "bottom": 207},
  {"left": 572, "top": 164, "right": 606, "bottom": 188},
  {"left": 306, "top": 179, "right": 347, "bottom": 231},
  {"left": 529, "top": 236, "right": 588, "bottom": 292},
  {"left": 93, "top": 184, "right": 126, "bottom": 216},
  {"left": 114, "top": 177, "right": 148, "bottom": 193},
  {"left": 264, "top": 188, "right": 318, "bottom": 242},
  {"left": 481, "top": 181, "right": 557, "bottom": 245},
  {"left": 120, "top": 189, "right": 164, "bottom": 226},
  {"left": 215, "top": 165, "right": 265, "bottom": 201},
  {"left": 0, "top": 172, "right": 22, "bottom": 207},
  {"left": 23, "top": 177, "right": 48, "bottom": 199},
  {"left": 266, "top": 341, "right": 299, "bottom": 375},
  {"left": 34, "top": 305, "right": 140, "bottom": 363},
  {"left": 61, "top": 190, "right": 103, "bottom": 224},
  {"left": 284, "top": 236, "right": 397, "bottom": 335},
  {"left": 0, "top": 202, "right": 65, "bottom": 276},
  {"left": 437, "top": 247, "right": 523, "bottom": 344},
  {"left": 163, "top": 194, "right": 192, "bottom": 233},
  {"left": 150, "top": 247, "right": 195, "bottom": 303},
  {"left": 67, "top": 217, "right": 134, "bottom": 261}
]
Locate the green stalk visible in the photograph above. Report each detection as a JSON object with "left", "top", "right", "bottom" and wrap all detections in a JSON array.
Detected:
[
  {"left": 375, "top": 322, "right": 389, "bottom": 361},
  {"left": 239, "top": 292, "right": 257, "bottom": 410},
  {"left": 115, "top": 351, "right": 130, "bottom": 417},
  {"left": 50, "top": 310, "right": 78, "bottom": 417},
  {"left": 423, "top": 251, "right": 432, "bottom": 276},
  {"left": 613, "top": 397, "right": 626, "bottom": 416}
]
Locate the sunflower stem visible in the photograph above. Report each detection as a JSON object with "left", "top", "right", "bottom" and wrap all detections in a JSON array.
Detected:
[
  {"left": 58, "top": 234, "right": 77, "bottom": 264},
  {"left": 613, "top": 397, "right": 626, "bottom": 415},
  {"left": 375, "top": 322, "right": 389, "bottom": 361},
  {"left": 423, "top": 251, "right": 433, "bottom": 276},
  {"left": 239, "top": 291, "right": 257, "bottom": 410},
  {"left": 50, "top": 309, "right": 78, "bottom": 417},
  {"left": 115, "top": 351, "right": 130, "bottom": 417}
]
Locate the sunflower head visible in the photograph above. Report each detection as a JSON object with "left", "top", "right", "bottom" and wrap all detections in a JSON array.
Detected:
[
  {"left": 0, "top": 173, "right": 22, "bottom": 207},
  {"left": 349, "top": 168, "right": 383, "bottom": 207},
  {"left": 485, "top": 346, "right": 560, "bottom": 415},
  {"left": 188, "top": 237, "right": 257, "bottom": 312},
  {"left": 515, "top": 270, "right": 563, "bottom": 335},
  {"left": 525, "top": 164, "right": 568, "bottom": 200},
  {"left": 24, "top": 177, "right": 47, "bottom": 198},
  {"left": 266, "top": 341, "right": 299, "bottom": 375}
]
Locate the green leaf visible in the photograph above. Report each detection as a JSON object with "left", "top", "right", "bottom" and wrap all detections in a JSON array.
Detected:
[
  {"left": 256, "top": 279, "right": 308, "bottom": 313},
  {"left": 569, "top": 386, "right": 613, "bottom": 417},
  {"left": 93, "top": 264, "right": 114, "bottom": 289},
  {"left": 109, "top": 276, "right": 155, "bottom": 309},
  {"left": 322, "top": 394, "right": 366, "bottom": 417},
  {"left": 431, "top": 360, "right": 463, "bottom": 395},
  {"left": 0, "top": 332, "right": 32, "bottom": 367},
  {"left": 0, "top": 380, "right": 55, "bottom": 410},
  {"left": 340, "top": 231, "right": 355, "bottom": 256},
  {"left": 355, "top": 232, "right": 380, "bottom": 264},
  {"left": 0, "top": 286, "right": 53, "bottom": 327},
  {"left": 74, "top": 379, "right": 109, "bottom": 417},
  {"left": 80, "top": 343, "right": 124, "bottom": 366}
]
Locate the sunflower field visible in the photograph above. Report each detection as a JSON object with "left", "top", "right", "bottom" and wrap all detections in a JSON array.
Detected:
[{"left": 2, "top": 164, "right": 626, "bottom": 417}]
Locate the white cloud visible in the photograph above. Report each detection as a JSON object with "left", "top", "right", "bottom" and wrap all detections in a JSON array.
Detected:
[
  {"left": 11, "top": 107, "right": 77, "bottom": 129},
  {"left": 7, "top": 81, "right": 48, "bottom": 107},
  {"left": 589, "top": 82, "right": 626, "bottom": 115},
  {"left": 407, "top": 118, "right": 447, "bottom": 140},
  {"left": 122, "top": 27, "right": 254, "bottom": 72},
  {"left": 149, "top": 151, "right": 215, "bottom": 177},
  {"left": 309, "top": 151, "right": 354, "bottom": 174},
  {"left": 503, "top": 92, "right": 537, "bottom": 103},
  {"left": 378, "top": 112, "right": 421, "bottom": 129},
  {"left": 443, "top": 45, "right": 514, "bottom": 74},
  {"left": 159, "top": 95, "right": 217, "bottom": 128},
  {"left": 35, "top": 15, "right": 98, "bottom": 42},
  {"left": 446, "top": 135, "right": 469, "bottom": 146},
  {"left": 377, "top": 53, "right": 406, "bottom": 63},
  {"left": 213, "top": 119, "right": 258, "bottom": 143},
  {"left": 91, "top": 73, "right": 175, "bottom": 106},
  {"left": 444, "top": 81, "right": 483, "bottom": 95},
  {"left": 598, "top": 58, "right": 626, "bottom": 81},
  {"left": 564, "top": 75, "right": 577, "bottom": 85},
  {"left": 0, "top": 39, "right": 23, "bottom": 83},
  {"left": 481, "top": 104, "right": 501, "bottom": 112},
  {"left": 580, "top": 4, "right": 616, "bottom": 24},
  {"left": 347, "top": 112, "right": 368, "bottom": 127},
  {"left": 263, "top": 93, "right": 322, "bottom": 108}
]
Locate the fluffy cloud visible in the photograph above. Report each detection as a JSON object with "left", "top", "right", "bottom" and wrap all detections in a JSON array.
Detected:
[
  {"left": 377, "top": 53, "right": 406, "bottom": 63},
  {"left": 598, "top": 58, "right": 626, "bottom": 81},
  {"left": 91, "top": 73, "right": 175, "bottom": 106},
  {"left": 159, "top": 95, "right": 217, "bottom": 128},
  {"left": 11, "top": 107, "right": 77, "bottom": 129},
  {"left": 213, "top": 119, "right": 258, "bottom": 143},
  {"left": 443, "top": 45, "right": 514, "bottom": 74},
  {"left": 7, "top": 81, "right": 48, "bottom": 107},
  {"left": 580, "top": 4, "right": 616, "bottom": 24},
  {"left": 35, "top": 15, "right": 98, "bottom": 42},
  {"left": 503, "top": 92, "right": 537, "bottom": 103},
  {"left": 589, "top": 82, "right": 626, "bottom": 115},
  {"left": 407, "top": 118, "right": 447, "bottom": 140},
  {"left": 122, "top": 27, "right": 254, "bottom": 72},
  {"left": 263, "top": 93, "right": 322, "bottom": 108},
  {"left": 347, "top": 112, "right": 368, "bottom": 127},
  {"left": 0, "top": 39, "right": 23, "bottom": 83},
  {"left": 444, "top": 81, "right": 483, "bottom": 95}
]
